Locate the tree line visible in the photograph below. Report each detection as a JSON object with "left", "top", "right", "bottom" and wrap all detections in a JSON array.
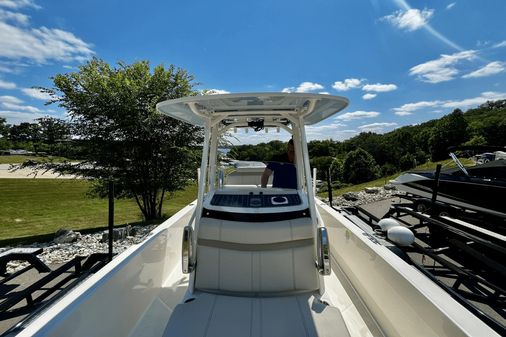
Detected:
[
  {"left": 0, "top": 116, "right": 72, "bottom": 156},
  {"left": 230, "top": 100, "right": 506, "bottom": 185}
]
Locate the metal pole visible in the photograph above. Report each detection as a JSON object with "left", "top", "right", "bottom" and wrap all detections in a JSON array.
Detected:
[
  {"left": 108, "top": 180, "right": 114, "bottom": 262},
  {"left": 430, "top": 164, "right": 442, "bottom": 216},
  {"left": 327, "top": 167, "right": 333, "bottom": 206}
]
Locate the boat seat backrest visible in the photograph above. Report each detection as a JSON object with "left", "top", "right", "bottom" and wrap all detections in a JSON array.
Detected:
[{"left": 195, "top": 217, "right": 319, "bottom": 294}]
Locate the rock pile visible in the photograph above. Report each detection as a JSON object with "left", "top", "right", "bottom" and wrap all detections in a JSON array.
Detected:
[
  {"left": 2, "top": 224, "right": 158, "bottom": 274},
  {"left": 321, "top": 185, "right": 404, "bottom": 208}
]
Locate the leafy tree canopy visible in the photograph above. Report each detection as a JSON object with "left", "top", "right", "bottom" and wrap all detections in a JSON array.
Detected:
[
  {"left": 342, "top": 147, "right": 380, "bottom": 184},
  {"left": 21, "top": 58, "right": 203, "bottom": 220},
  {"left": 429, "top": 109, "right": 469, "bottom": 161}
]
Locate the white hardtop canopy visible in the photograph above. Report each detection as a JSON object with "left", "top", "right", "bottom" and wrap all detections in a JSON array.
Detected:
[
  {"left": 156, "top": 92, "right": 349, "bottom": 127},
  {"left": 156, "top": 93, "right": 350, "bottom": 231}
]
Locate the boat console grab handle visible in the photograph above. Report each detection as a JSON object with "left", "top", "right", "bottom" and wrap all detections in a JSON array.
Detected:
[
  {"left": 316, "top": 227, "right": 331, "bottom": 275},
  {"left": 182, "top": 226, "right": 195, "bottom": 274}
]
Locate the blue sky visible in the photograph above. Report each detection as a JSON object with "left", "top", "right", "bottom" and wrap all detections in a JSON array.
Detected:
[{"left": 0, "top": 0, "right": 505, "bottom": 144}]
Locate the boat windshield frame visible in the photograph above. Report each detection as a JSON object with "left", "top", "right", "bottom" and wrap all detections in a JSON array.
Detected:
[{"left": 156, "top": 93, "right": 349, "bottom": 254}]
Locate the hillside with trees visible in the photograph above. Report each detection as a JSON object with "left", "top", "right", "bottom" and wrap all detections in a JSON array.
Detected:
[{"left": 230, "top": 100, "right": 506, "bottom": 184}]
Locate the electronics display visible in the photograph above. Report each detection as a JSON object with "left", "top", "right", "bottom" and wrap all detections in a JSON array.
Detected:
[{"left": 210, "top": 193, "right": 301, "bottom": 208}]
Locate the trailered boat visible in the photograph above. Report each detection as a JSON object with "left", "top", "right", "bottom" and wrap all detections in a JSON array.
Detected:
[
  {"left": 392, "top": 146, "right": 506, "bottom": 218},
  {"left": 14, "top": 93, "right": 499, "bottom": 336}
]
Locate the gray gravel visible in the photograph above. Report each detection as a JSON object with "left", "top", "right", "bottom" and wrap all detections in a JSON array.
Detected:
[
  {"left": 320, "top": 186, "right": 404, "bottom": 208},
  {"left": 1, "top": 224, "right": 158, "bottom": 273}
]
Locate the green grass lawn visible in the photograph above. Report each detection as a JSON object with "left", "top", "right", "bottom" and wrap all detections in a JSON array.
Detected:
[{"left": 0, "top": 179, "right": 197, "bottom": 242}]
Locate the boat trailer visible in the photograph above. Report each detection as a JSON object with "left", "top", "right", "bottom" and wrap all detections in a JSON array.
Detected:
[
  {"left": 340, "top": 203, "right": 506, "bottom": 336},
  {"left": 0, "top": 252, "right": 109, "bottom": 336}
]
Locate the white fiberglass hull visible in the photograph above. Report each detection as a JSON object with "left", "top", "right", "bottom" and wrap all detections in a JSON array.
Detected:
[{"left": 16, "top": 200, "right": 499, "bottom": 337}]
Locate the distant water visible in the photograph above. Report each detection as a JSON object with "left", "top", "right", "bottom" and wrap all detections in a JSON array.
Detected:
[{"left": 218, "top": 148, "right": 231, "bottom": 155}]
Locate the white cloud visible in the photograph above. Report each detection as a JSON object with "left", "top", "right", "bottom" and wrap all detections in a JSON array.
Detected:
[
  {"left": 336, "top": 111, "right": 380, "bottom": 121},
  {"left": 395, "top": 111, "right": 412, "bottom": 116},
  {"left": 393, "top": 100, "right": 441, "bottom": 116},
  {"left": 393, "top": 92, "right": 506, "bottom": 116},
  {"left": 0, "top": 110, "right": 46, "bottom": 124},
  {"left": 306, "top": 122, "right": 346, "bottom": 133},
  {"left": 0, "top": 78, "right": 16, "bottom": 89},
  {"left": 1, "top": 101, "right": 40, "bottom": 112},
  {"left": 331, "top": 78, "right": 362, "bottom": 91},
  {"left": 441, "top": 91, "right": 506, "bottom": 109},
  {"left": 362, "top": 83, "right": 397, "bottom": 92},
  {"left": 381, "top": 8, "right": 434, "bottom": 31},
  {"left": 203, "top": 89, "right": 230, "bottom": 95},
  {"left": 0, "top": 5, "right": 94, "bottom": 64},
  {"left": 21, "top": 87, "right": 52, "bottom": 100},
  {"left": 282, "top": 82, "right": 324, "bottom": 93},
  {"left": 409, "top": 50, "right": 477, "bottom": 83},
  {"left": 0, "top": 0, "right": 40, "bottom": 10},
  {"left": 493, "top": 40, "right": 506, "bottom": 48},
  {"left": 446, "top": 3, "right": 456, "bottom": 10},
  {"left": 0, "top": 94, "right": 22, "bottom": 104},
  {"left": 462, "top": 61, "right": 505, "bottom": 79},
  {"left": 0, "top": 65, "right": 13, "bottom": 72},
  {"left": 362, "top": 93, "right": 377, "bottom": 100},
  {"left": 359, "top": 122, "right": 398, "bottom": 133},
  {"left": 296, "top": 82, "right": 323, "bottom": 92},
  {"left": 319, "top": 91, "right": 330, "bottom": 95},
  {"left": 0, "top": 8, "right": 29, "bottom": 25},
  {"left": 306, "top": 123, "right": 357, "bottom": 141}
]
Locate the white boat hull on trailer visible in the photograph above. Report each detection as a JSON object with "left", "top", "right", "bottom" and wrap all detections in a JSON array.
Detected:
[{"left": 14, "top": 94, "right": 500, "bottom": 337}]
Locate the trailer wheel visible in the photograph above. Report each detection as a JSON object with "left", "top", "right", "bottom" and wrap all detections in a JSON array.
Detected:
[
  {"left": 414, "top": 200, "right": 429, "bottom": 213},
  {"left": 438, "top": 210, "right": 451, "bottom": 217}
]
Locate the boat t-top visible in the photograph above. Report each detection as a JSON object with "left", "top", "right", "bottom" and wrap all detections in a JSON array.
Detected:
[{"left": 13, "top": 93, "right": 500, "bottom": 336}]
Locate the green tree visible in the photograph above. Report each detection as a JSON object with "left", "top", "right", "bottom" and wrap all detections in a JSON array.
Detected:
[
  {"left": 8, "top": 122, "right": 41, "bottom": 142},
  {"left": 22, "top": 59, "right": 202, "bottom": 220},
  {"left": 0, "top": 117, "right": 10, "bottom": 150},
  {"left": 0, "top": 117, "right": 8, "bottom": 138},
  {"left": 36, "top": 117, "right": 71, "bottom": 145},
  {"left": 310, "top": 156, "right": 334, "bottom": 180},
  {"left": 429, "top": 109, "right": 469, "bottom": 161},
  {"left": 399, "top": 153, "right": 416, "bottom": 171},
  {"left": 342, "top": 148, "right": 380, "bottom": 184},
  {"left": 380, "top": 163, "right": 397, "bottom": 177},
  {"left": 330, "top": 157, "right": 344, "bottom": 182},
  {"left": 463, "top": 135, "right": 487, "bottom": 146}
]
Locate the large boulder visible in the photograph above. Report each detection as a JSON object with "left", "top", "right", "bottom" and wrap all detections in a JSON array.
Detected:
[
  {"left": 342, "top": 192, "right": 360, "bottom": 201},
  {"left": 101, "top": 225, "right": 132, "bottom": 242},
  {"left": 54, "top": 228, "right": 81, "bottom": 244},
  {"left": 365, "top": 187, "right": 380, "bottom": 194}
]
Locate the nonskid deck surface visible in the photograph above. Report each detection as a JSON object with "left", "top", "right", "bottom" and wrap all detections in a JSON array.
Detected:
[{"left": 163, "top": 291, "right": 350, "bottom": 337}]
